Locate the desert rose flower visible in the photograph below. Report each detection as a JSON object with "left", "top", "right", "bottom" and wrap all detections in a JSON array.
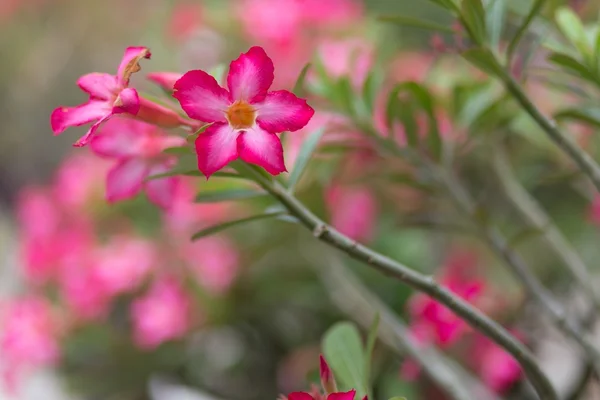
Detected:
[
  {"left": 51, "top": 47, "right": 150, "bottom": 147},
  {"left": 0, "top": 297, "right": 61, "bottom": 389},
  {"left": 471, "top": 333, "right": 522, "bottom": 393},
  {"left": 286, "top": 390, "right": 358, "bottom": 400},
  {"left": 326, "top": 185, "right": 377, "bottom": 242},
  {"left": 147, "top": 72, "right": 183, "bottom": 93},
  {"left": 130, "top": 277, "right": 192, "bottom": 349},
  {"left": 173, "top": 46, "right": 314, "bottom": 177},
  {"left": 91, "top": 117, "right": 185, "bottom": 209}
]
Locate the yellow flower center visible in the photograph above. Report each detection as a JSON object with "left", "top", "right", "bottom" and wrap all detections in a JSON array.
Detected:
[{"left": 226, "top": 101, "right": 256, "bottom": 129}]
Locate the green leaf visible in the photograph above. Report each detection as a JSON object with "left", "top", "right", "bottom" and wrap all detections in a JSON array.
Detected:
[
  {"left": 147, "top": 168, "right": 201, "bottom": 180},
  {"left": 461, "top": 0, "right": 487, "bottom": 44},
  {"left": 548, "top": 52, "right": 599, "bottom": 84},
  {"left": 507, "top": 0, "right": 547, "bottom": 62},
  {"left": 287, "top": 127, "right": 326, "bottom": 192},
  {"left": 209, "top": 64, "right": 227, "bottom": 84},
  {"left": 186, "top": 123, "right": 212, "bottom": 144},
  {"left": 427, "top": 0, "right": 460, "bottom": 12},
  {"left": 388, "top": 397, "right": 408, "bottom": 400},
  {"left": 378, "top": 15, "right": 454, "bottom": 33},
  {"left": 293, "top": 63, "right": 311, "bottom": 97},
  {"left": 460, "top": 47, "right": 502, "bottom": 75},
  {"left": 486, "top": 0, "right": 506, "bottom": 50},
  {"left": 364, "top": 314, "right": 380, "bottom": 400},
  {"left": 362, "top": 71, "right": 382, "bottom": 114},
  {"left": 194, "top": 189, "right": 266, "bottom": 203},
  {"left": 191, "top": 211, "right": 287, "bottom": 240},
  {"left": 555, "top": 7, "right": 591, "bottom": 59},
  {"left": 322, "top": 322, "right": 368, "bottom": 399},
  {"left": 163, "top": 145, "right": 193, "bottom": 155},
  {"left": 554, "top": 106, "right": 600, "bottom": 128}
]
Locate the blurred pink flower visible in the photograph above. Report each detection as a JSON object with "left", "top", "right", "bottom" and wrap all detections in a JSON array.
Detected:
[
  {"left": 301, "top": 0, "right": 362, "bottom": 25},
  {"left": 471, "top": 333, "right": 522, "bottom": 393},
  {"left": 0, "top": 297, "right": 61, "bottom": 388},
  {"left": 131, "top": 277, "right": 192, "bottom": 349},
  {"left": 173, "top": 46, "right": 314, "bottom": 177},
  {"left": 286, "top": 390, "right": 357, "bottom": 400},
  {"left": 182, "top": 236, "right": 239, "bottom": 294},
  {"left": 51, "top": 47, "right": 151, "bottom": 147},
  {"left": 53, "top": 152, "right": 110, "bottom": 211},
  {"left": 316, "top": 39, "right": 373, "bottom": 89},
  {"left": 91, "top": 117, "right": 185, "bottom": 209},
  {"left": 407, "top": 250, "right": 484, "bottom": 347},
  {"left": 326, "top": 185, "right": 377, "bottom": 242},
  {"left": 237, "top": 0, "right": 304, "bottom": 46},
  {"left": 167, "top": 2, "right": 203, "bottom": 42},
  {"left": 92, "top": 236, "right": 156, "bottom": 296},
  {"left": 589, "top": 195, "right": 600, "bottom": 225}
]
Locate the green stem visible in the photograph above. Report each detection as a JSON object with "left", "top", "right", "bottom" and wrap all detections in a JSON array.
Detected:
[
  {"left": 493, "top": 149, "right": 600, "bottom": 310},
  {"left": 499, "top": 70, "right": 600, "bottom": 193},
  {"left": 238, "top": 163, "right": 558, "bottom": 400}
]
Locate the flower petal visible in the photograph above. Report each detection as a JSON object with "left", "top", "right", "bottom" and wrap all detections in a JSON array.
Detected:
[
  {"left": 90, "top": 118, "right": 148, "bottom": 158},
  {"left": 173, "top": 70, "right": 231, "bottom": 123},
  {"left": 145, "top": 161, "right": 179, "bottom": 209},
  {"left": 77, "top": 73, "right": 119, "bottom": 100},
  {"left": 328, "top": 390, "right": 357, "bottom": 400},
  {"left": 256, "top": 90, "right": 315, "bottom": 133},
  {"left": 117, "top": 46, "right": 151, "bottom": 86},
  {"left": 195, "top": 123, "right": 239, "bottom": 178},
  {"left": 73, "top": 115, "right": 113, "bottom": 147},
  {"left": 288, "top": 393, "right": 315, "bottom": 400},
  {"left": 227, "top": 46, "right": 273, "bottom": 102},
  {"left": 51, "top": 100, "right": 111, "bottom": 135},
  {"left": 106, "top": 158, "right": 149, "bottom": 202},
  {"left": 237, "top": 125, "right": 286, "bottom": 175},
  {"left": 147, "top": 72, "right": 182, "bottom": 92},
  {"left": 113, "top": 87, "right": 140, "bottom": 115}
]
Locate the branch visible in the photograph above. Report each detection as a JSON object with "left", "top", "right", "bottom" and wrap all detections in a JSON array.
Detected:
[
  {"left": 315, "top": 253, "right": 500, "bottom": 400},
  {"left": 430, "top": 162, "right": 600, "bottom": 378},
  {"left": 498, "top": 69, "right": 600, "bottom": 194},
  {"left": 237, "top": 163, "right": 558, "bottom": 400},
  {"left": 492, "top": 149, "right": 600, "bottom": 310}
]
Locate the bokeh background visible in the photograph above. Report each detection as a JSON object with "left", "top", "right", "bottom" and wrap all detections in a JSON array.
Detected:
[{"left": 1, "top": 0, "right": 600, "bottom": 399}]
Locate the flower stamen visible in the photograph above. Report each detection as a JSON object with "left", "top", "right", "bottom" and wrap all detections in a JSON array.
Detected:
[{"left": 226, "top": 101, "right": 256, "bottom": 129}]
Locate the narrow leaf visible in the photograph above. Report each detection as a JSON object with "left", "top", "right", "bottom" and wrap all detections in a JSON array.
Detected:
[
  {"left": 486, "top": 0, "right": 506, "bottom": 50},
  {"left": 293, "top": 63, "right": 311, "bottom": 97},
  {"left": 147, "top": 168, "right": 201, "bottom": 180},
  {"left": 460, "top": 47, "right": 503, "bottom": 75},
  {"left": 378, "top": 15, "right": 454, "bottom": 33},
  {"left": 163, "top": 145, "right": 193, "bottom": 155},
  {"left": 461, "top": 0, "right": 487, "bottom": 44},
  {"left": 191, "top": 211, "right": 287, "bottom": 241},
  {"left": 287, "top": 127, "right": 326, "bottom": 191},
  {"left": 554, "top": 107, "right": 600, "bottom": 128},
  {"left": 555, "top": 7, "right": 591, "bottom": 58},
  {"left": 548, "top": 52, "right": 599, "bottom": 84},
  {"left": 194, "top": 189, "right": 266, "bottom": 203},
  {"left": 507, "top": 0, "right": 547, "bottom": 62},
  {"left": 427, "top": 0, "right": 460, "bottom": 13},
  {"left": 322, "top": 322, "right": 368, "bottom": 399}
]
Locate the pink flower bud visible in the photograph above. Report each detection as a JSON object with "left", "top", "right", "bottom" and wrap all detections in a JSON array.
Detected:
[{"left": 319, "top": 355, "right": 337, "bottom": 394}]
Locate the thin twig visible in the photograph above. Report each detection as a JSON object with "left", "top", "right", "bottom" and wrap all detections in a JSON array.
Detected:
[
  {"left": 314, "top": 252, "right": 500, "bottom": 400},
  {"left": 492, "top": 149, "right": 600, "bottom": 310},
  {"left": 237, "top": 163, "right": 558, "bottom": 400},
  {"left": 428, "top": 161, "right": 600, "bottom": 378}
]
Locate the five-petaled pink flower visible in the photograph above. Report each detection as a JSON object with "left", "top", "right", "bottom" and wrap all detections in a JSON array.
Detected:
[
  {"left": 286, "top": 390, "right": 357, "bottom": 400},
  {"left": 90, "top": 117, "right": 185, "bottom": 209},
  {"left": 173, "top": 46, "right": 314, "bottom": 177},
  {"left": 51, "top": 47, "right": 151, "bottom": 147}
]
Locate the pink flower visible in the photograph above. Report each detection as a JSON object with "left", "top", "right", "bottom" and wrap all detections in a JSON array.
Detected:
[
  {"left": 50, "top": 46, "right": 151, "bottom": 147},
  {"left": 407, "top": 250, "right": 484, "bottom": 347},
  {"left": 286, "top": 390, "right": 357, "bottom": 400},
  {"left": 589, "top": 195, "right": 600, "bottom": 225},
  {"left": 92, "top": 236, "right": 156, "bottom": 296},
  {"left": 316, "top": 39, "right": 373, "bottom": 89},
  {"left": 173, "top": 46, "right": 314, "bottom": 177},
  {"left": 91, "top": 117, "right": 185, "bottom": 209},
  {"left": 471, "top": 334, "right": 522, "bottom": 393},
  {"left": 181, "top": 236, "right": 239, "bottom": 294},
  {"left": 237, "top": 0, "right": 304, "bottom": 45},
  {"left": 326, "top": 185, "right": 378, "bottom": 242},
  {"left": 0, "top": 297, "right": 61, "bottom": 387},
  {"left": 147, "top": 72, "right": 183, "bottom": 93},
  {"left": 167, "top": 2, "right": 203, "bottom": 41},
  {"left": 319, "top": 355, "right": 337, "bottom": 394},
  {"left": 130, "top": 277, "right": 192, "bottom": 349}
]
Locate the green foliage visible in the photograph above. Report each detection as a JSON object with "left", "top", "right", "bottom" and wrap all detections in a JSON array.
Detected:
[
  {"left": 287, "top": 127, "right": 326, "bottom": 192},
  {"left": 322, "top": 322, "right": 369, "bottom": 399},
  {"left": 191, "top": 211, "right": 287, "bottom": 241}
]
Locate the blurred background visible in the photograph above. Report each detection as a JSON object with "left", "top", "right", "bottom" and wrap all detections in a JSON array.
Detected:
[{"left": 2, "top": 0, "right": 600, "bottom": 399}]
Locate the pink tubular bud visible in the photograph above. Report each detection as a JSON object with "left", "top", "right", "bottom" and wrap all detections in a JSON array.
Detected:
[
  {"left": 320, "top": 355, "right": 337, "bottom": 394},
  {"left": 136, "top": 97, "right": 190, "bottom": 128}
]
